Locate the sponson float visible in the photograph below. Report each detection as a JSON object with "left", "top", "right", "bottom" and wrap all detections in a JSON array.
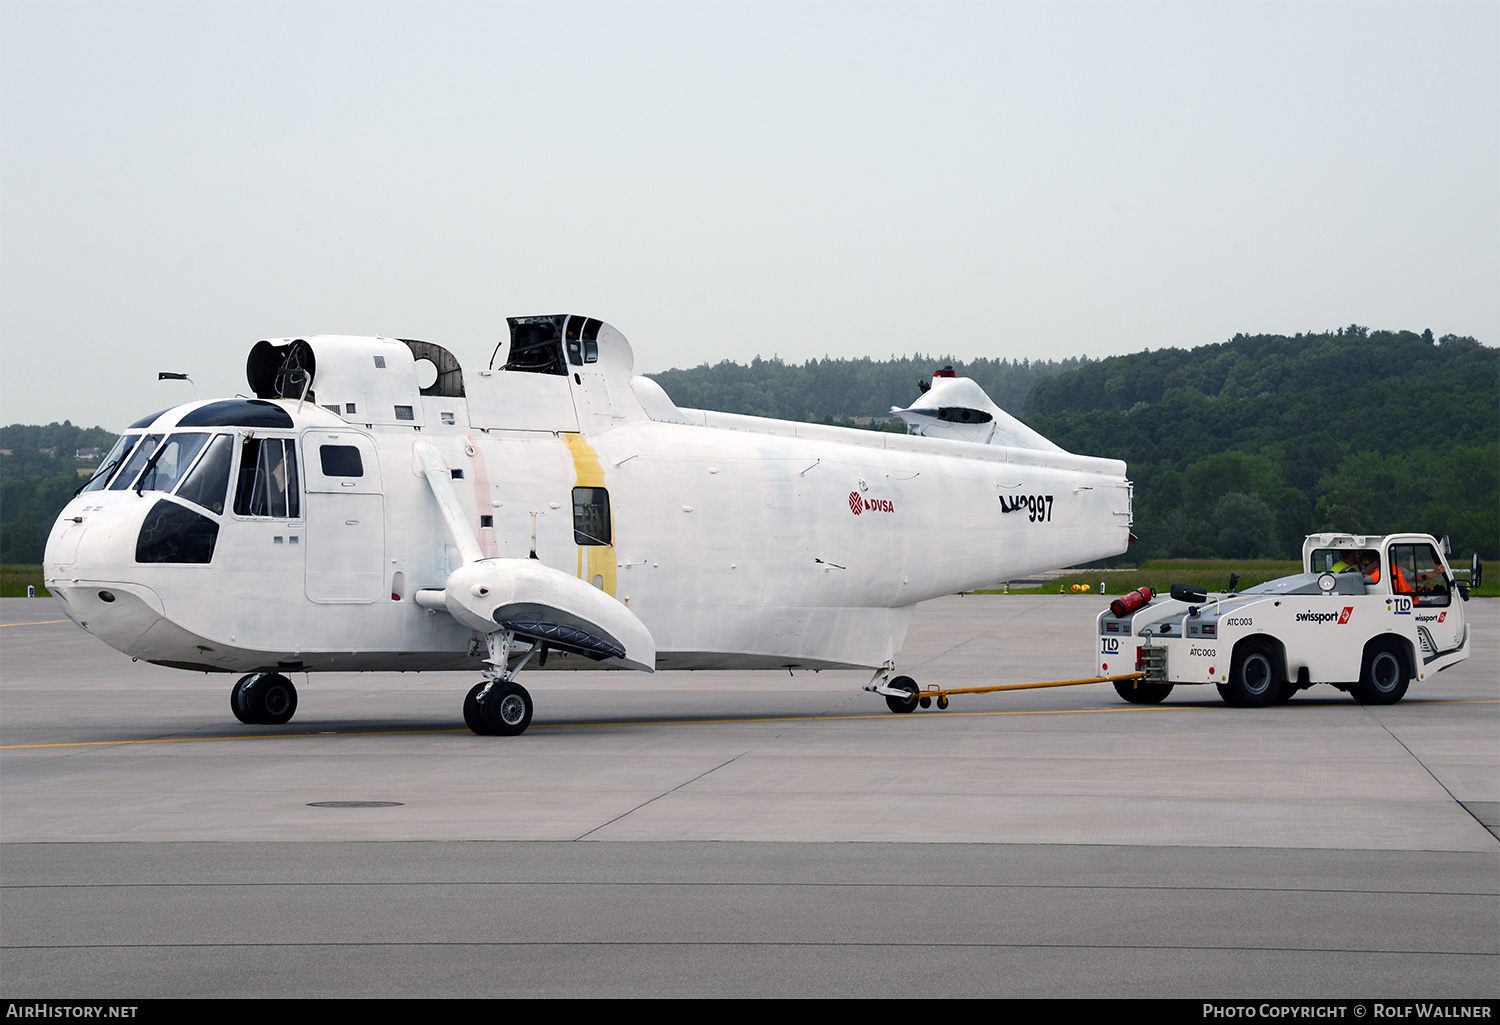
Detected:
[{"left": 45, "top": 316, "right": 1133, "bottom": 735}]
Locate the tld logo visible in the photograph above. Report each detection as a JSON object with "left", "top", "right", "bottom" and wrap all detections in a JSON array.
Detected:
[
  {"left": 1390, "top": 596, "right": 1412, "bottom": 614},
  {"left": 1101, "top": 637, "right": 1120, "bottom": 655}
]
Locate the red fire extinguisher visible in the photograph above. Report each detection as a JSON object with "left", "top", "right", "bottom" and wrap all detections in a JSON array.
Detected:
[{"left": 1110, "top": 586, "right": 1153, "bottom": 618}]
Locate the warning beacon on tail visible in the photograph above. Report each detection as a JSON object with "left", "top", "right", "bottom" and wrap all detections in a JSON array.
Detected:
[{"left": 45, "top": 316, "right": 1133, "bottom": 735}]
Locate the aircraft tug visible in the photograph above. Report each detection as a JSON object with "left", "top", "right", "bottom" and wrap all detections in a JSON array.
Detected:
[{"left": 45, "top": 316, "right": 1133, "bottom": 735}]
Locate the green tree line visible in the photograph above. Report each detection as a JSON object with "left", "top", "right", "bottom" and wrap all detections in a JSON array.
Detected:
[
  {"left": 1, "top": 422, "right": 119, "bottom": 563},
  {"left": 1021, "top": 328, "right": 1497, "bottom": 562},
  {"left": 649, "top": 353, "right": 1087, "bottom": 420}
]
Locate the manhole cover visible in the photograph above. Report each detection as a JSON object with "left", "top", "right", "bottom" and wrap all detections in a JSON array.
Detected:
[{"left": 306, "top": 801, "right": 404, "bottom": 808}]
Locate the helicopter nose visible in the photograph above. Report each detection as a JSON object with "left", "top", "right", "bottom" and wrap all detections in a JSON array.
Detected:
[{"left": 49, "top": 582, "right": 166, "bottom": 652}]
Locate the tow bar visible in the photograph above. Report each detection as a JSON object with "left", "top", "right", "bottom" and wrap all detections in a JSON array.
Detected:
[{"left": 864, "top": 671, "right": 1149, "bottom": 711}]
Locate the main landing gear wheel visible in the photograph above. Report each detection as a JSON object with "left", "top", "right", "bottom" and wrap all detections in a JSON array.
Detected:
[
  {"left": 463, "top": 682, "right": 493, "bottom": 735},
  {"left": 1218, "top": 640, "right": 1279, "bottom": 708},
  {"left": 232, "top": 673, "right": 298, "bottom": 725},
  {"left": 885, "top": 675, "right": 919, "bottom": 714},
  {"left": 479, "top": 680, "right": 533, "bottom": 736},
  {"left": 1350, "top": 641, "right": 1410, "bottom": 705},
  {"left": 230, "top": 675, "right": 256, "bottom": 724},
  {"left": 1113, "top": 679, "right": 1174, "bottom": 704}
]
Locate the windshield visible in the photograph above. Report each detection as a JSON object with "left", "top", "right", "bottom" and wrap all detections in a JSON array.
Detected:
[
  {"left": 109, "top": 434, "right": 162, "bottom": 490},
  {"left": 134, "top": 433, "right": 212, "bottom": 495},
  {"left": 79, "top": 434, "right": 141, "bottom": 494}
]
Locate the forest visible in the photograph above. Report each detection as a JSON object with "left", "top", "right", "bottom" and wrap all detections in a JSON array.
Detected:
[
  {"left": 650, "top": 327, "right": 1497, "bottom": 562},
  {"left": 3, "top": 327, "right": 1495, "bottom": 564}
]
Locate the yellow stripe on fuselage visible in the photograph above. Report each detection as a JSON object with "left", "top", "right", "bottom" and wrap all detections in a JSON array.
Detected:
[{"left": 565, "top": 432, "right": 617, "bottom": 597}]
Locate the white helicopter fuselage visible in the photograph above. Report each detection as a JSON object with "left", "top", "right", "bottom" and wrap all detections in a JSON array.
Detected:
[{"left": 45, "top": 317, "right": 1131, "bottom": 728}]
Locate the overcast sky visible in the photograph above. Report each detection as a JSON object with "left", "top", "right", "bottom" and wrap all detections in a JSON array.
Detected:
[{"left": 2, "top": 1, "right": 1496, "bottom": 431}]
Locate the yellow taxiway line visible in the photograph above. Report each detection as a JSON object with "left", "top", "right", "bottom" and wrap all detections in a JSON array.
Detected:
[{"left": 2, "top": 700, "right": 1493, "bottom": 750}]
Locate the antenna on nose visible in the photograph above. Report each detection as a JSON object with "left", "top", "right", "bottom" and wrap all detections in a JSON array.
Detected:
[{"left": 158, "top": 372, "right": 200, "bottom": 401}]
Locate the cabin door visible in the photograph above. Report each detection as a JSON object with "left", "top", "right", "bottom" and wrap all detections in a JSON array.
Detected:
[{"left": 302, "top": 430, "right": 386, "bottom": 603}]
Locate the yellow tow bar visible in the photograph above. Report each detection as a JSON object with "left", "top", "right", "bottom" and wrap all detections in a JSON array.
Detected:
[{"left": 873, "top": 672, "right": 1149, "bottom": 710}]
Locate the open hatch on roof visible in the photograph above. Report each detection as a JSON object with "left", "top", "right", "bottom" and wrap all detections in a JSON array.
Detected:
[{"left": 496, "top": 315, "right": 603, "bottom": 375}]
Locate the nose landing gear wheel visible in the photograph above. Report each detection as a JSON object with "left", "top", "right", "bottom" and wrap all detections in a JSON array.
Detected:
[
  {"left": 885, "top": 676, "right": 919, "bottom": 714},
  {"left": 479, "top": 680, "right": 533, "bottom": 736}
]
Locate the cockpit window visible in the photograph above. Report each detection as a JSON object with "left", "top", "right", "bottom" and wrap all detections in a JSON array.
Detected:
[
  {"left": 109, "top": 434, "right": 162, "bottom": 490},
  {"left": 174, "top": 434, "right": 234, "bottom": 515},
  {"left": 233, "top": 437, "right": 300, "bottom": 518},
  {"left": 79, "top": 433, "right": 141, "bottom": 494},
  {"left": 135, "top": 433, "right": 211, "bottom": 495}
]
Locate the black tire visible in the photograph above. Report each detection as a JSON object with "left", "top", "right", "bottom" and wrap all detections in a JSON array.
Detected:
[
  {"left": 464, "top": 682, "right": 492, "bottom": 735},
  {"left": 1219, "top": 640, "right": 1280, "bottom": 708},
  {"left": 1113, "top": 679, "right": 1174, "bottom": 704},
  {"left": 884, "top": 676, "right": 919, "bottom": 714},
  {"left": 230, "top": 674, "right": 257, "bottom": 724},
  {"left": 240, "top": 672, "right": 298, "bottom": 725},
  {"left": 481, "top": 681, "right": 533, "bottom": 736},
  {"left": 1350, "top": 641, "right": 1410, "bottom": 705}
]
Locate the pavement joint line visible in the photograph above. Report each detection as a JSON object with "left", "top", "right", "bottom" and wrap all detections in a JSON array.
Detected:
[
  {"left": 1358, "top": 703, "right": 1500, "bottom": 844},
  {"left": 3, "top": 700, "right": 1496, "bottom": 750},
  {"left": 574, "top": 749, "right": 752, "bottom": 840},
  {"left": 1, "top": 940, "right": 1493, "bottom": 956},
  {"left": 3, "top": 881, "right": 1494, "bottom": 895},
  {"left": 906, "top": 602, "right": 1052, "bottom": 669},
  {"left": 0, "top": 619, "right": 70, "bottom": 627}
]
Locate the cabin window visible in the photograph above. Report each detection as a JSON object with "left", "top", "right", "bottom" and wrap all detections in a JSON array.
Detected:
[
  {"left": 135, "top": 433, "right": 211, "bottom": 495},
  {"left": 80, "top": 433, "right": 141, "bottom": 494},
  {"left": 174, "top": 434, "right": 234, "bottom": 515},
  {"left": 234, "top": 437, "right": 300, "bottom": 518},
  {"left": 319, "top": 445, "right": 364, "bottom": 477},
  {"left": 109, "top": 434, "right": 162, "bottom": 490},
  {"left": 572, "top": 487, "right": 611, "bottom": 546}
]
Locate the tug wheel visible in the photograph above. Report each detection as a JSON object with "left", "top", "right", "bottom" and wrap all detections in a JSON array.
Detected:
[
  {"left": 884, "top": 676, "right": 919, "bottom": 714},
  {"left": 1219, "top": 640, "right": 1280, "bottom": 708},
  {"left": 1113, "top": 679, "right": 1174, "bottom": 704},
  {"left": 1350, "top": 641, "right": 1409, "bottom": 705}
]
